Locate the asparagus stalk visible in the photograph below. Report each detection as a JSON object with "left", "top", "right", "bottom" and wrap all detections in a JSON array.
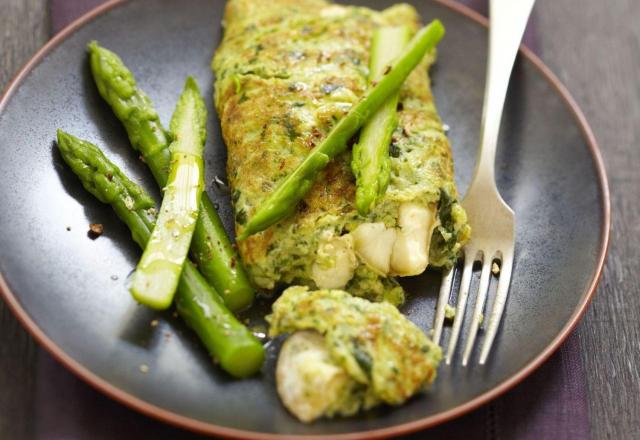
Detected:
[
  {"left": 130, "top": 77, "right": 206, "bottom": 310},
  {"left": 352, "top": 26, "right": 411, "bottom": 216},
  {"left": 238, "top": 20, "right": 445, "bottom": 240},
  {"left": 88, "top": 42, "right": 254, "bottom": 312},
  {"left": 56, "top": 130, "right": 264, "bottom": 378}
]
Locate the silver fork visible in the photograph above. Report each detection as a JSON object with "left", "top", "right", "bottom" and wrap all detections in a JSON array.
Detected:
[{"left": 432, "top": 0, "right": 535, "bottom": 365}]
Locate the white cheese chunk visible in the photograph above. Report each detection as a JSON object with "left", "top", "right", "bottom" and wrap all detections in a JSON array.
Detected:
[
  {"left": 311, "top": 234, "right": 357, "bottom": 289},
  {"left": 276, "top": 331, "right": 350, "bottom": 423},
  {"left": 390, "top": 203, "right": 437, "bottom": 276},
  {"left": 351, "top": 222, "right": 397, "bottom": 275}
]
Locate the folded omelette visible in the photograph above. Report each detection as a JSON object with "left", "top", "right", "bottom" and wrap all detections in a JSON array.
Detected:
[{"left": 212, "top": 0, "right": 470, "bottom": 305}]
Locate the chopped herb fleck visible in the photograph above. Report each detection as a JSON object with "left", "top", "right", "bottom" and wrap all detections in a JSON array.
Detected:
[
  {"left": 235, "top": 208, "right": 247, "bottom": 225},
  {"left": 353, "top": 345, "right": 373, "bottom": 376},
  {"left": 389, "top": 143, "right": 401, "bottom": 158},
  {"left": 283, "top": 114, "right": 298, "bottom": 141}
]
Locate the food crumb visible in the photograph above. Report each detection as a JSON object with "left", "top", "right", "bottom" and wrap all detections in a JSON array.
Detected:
[
  {"left": 444, "top": 304, "right": 456, "bottom": 321},
  {"left": 150, "top": 319, "right": 159, "bottom": 328},
  {"left": 110, "top": 275, "right": 119, "bottom": 281},
  {"left": 443, "top": 123, "right": 451, "bottom": 133},
  {"left": 492, "top": 262, "right": 500, "bottom": 275},
  {"left": 88, "top": 223, "right": 104, "bottom": 239},
  {"left": 139, "top": 364, "right": 149, "bottom": 373}
]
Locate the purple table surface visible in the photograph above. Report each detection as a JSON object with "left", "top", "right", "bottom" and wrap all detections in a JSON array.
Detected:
[{"left": 34, "top": 0, "right": 590, "bottom": 439}]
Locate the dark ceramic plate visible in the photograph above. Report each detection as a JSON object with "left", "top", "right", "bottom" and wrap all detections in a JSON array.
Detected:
[{"left": 0, "top": 0, "right": 609, "bottom": 438}]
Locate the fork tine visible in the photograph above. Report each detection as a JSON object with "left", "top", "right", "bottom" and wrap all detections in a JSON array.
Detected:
[
  {"left": 479, "top": 249, "right": 514, "bottom": 364},
  {"left": 445, "top": 251, "right": 475, "bottom": 364},
  {"left": 461, "top": 257, "right": 492, "bottom": 366},
  {"left": 432, "top": 268, "right": 455, "bottom": 345}
]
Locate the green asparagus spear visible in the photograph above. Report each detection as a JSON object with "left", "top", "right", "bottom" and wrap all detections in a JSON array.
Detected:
[
  {"left": 238, "top": 20, "right": 445, "bottom": 240},
  {"left": 56, "top": 129, "right": 264, "bottom": 378},
  {"left": 88, "top": 41, "right": 254, "bottom": 312},
  {"left": 87, "top": 42, "right": 171, "bottom": 186},
  {"left": 352, "top": 26, "right": 411, "bottom": 216},
  {"left": 131, "top": 77, "right": 206, "bottom": 310}
]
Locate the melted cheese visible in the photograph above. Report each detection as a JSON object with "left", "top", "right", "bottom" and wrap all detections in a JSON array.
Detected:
[
  {"left": 276, "top": 330, "right": 353, "bottom": 423},
  {"left": 351, "top": 223, "right": 396, "bottom": 275},
  {"left": 311, "top": 234, "right": 357, "bottom": 289},
  {"left": 390, "top": 202, "right": 437, "bottom": 276}
]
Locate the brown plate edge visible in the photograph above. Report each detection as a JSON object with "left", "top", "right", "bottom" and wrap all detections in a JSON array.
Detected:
[{"left": 0, "top": 0, "right": 611, "bottom": 439}]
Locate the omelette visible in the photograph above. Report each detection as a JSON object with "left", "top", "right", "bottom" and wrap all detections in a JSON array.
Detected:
[{"left": 212, "top": 0, "right": 470, "bottom": 305}]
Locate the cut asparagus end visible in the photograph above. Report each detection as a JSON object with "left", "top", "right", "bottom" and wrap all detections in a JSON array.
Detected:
[
  {"left": 218, "top": 338, "right": 267, "bottom": 379},
  {"left": 131, "top": 261, "right": 181, "bottom": 310},
  {"left": 130, "top": 77, "right": 206, "bottom": 310}
]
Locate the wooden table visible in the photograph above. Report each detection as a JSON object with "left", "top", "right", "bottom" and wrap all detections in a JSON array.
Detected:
[{"left": 1, "top": 1, "right": 638, "bottom": 438}]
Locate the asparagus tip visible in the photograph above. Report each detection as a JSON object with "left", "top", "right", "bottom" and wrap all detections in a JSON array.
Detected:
[
  {"left": 87, "top": 40, "right": 99, "bottom": 52},
  {"left": 184, "top": 76, "right": 200, "bottom": 93},
  {"left": 56, "top": 129, "right": 72, "bottom": 150}
]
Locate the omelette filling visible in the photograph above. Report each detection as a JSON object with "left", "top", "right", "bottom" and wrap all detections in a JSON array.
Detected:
[
  {"left": 213, "top": 0, "right": 471, "bottom": 305},
  {"left": 268, "top": 287, "right": 442, "bottom": 423},
  {"left": 315, "top": 202, "right": 439, "bottom": 286}
]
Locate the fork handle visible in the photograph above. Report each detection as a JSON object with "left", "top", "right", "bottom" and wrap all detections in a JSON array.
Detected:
[{"left": 471, "top": 0, "right": 536, "bottom": 189}]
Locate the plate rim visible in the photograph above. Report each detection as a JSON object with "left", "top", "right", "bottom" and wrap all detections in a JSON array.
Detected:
[{"left": 0, "top": 0, "right": 611, "bottom": 438}]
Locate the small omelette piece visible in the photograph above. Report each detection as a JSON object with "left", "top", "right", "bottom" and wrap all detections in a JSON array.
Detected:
[{"left": 268, "top": 286, "right": 442, "bottom": 422}]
